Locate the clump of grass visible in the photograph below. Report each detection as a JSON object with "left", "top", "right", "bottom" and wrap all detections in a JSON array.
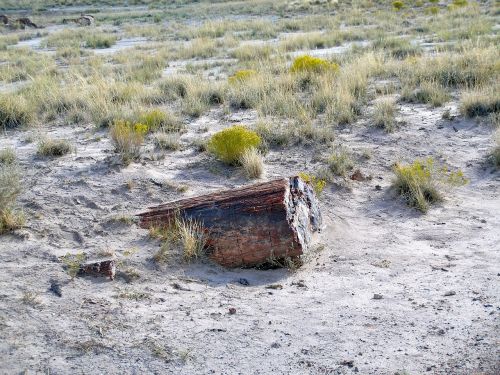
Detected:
[
  {"left": 0, "top": 95, "right": 34, "bottom": 129},
  {"left": 298, "top": 172, "right": 327, "bottom": 196},
  {"left": 60, "top": 252, "right": 87, "bottom": 278},
  {"left": 240, "top": 148, "right": 264, "bottom": 179},
  {"left": 492, "top": 131, "right": 500, "bottom": 169},
  {"left": 110, "top": 120, "right": 148, "bottom": 164},
  {"left": 0, "top": 148, "right": 16, "bottom": 165},
  {"left": 0, "top": 207, "right": 25, "bottom": 235},
  {"left": 154, "top": 132, "right": 181, "bottom": 151},
  {"left": 37, "top": 138, "right": 72, "bottom": 157},
  {"left": 150, "top": 216, "right": 207, "bottom": 263},
  {"left": 393, "top": 157, "right": 468, "bottom": 212},
  {"left": 290, "top": 55, "right": 339, "bottom": 74},
  {"left": 228, "top": 70, "right": 257, "bottom": 84},
  {"left": 401, "top": 81, "right": 449, "bottom": 107},
  {"left": 208, "top": 125, "right": 261, "bottom": 165},
  {"left": 373, "top": 37, "right": 420, "bottom": 59},
  {"left": 138, "top": 109, "right": 183, "bottom": 132},
  {"left": 460, "top": 88, "right": 500, "bottom": 118},
  {"left": 328, "top": 146, "right": 355, "bottom": 177},
  {"left": 374, "top": 98, "right": 397, "bottom": 132},
  {"left": 85, "top": 34, "right": 117, "bottom": 49}
]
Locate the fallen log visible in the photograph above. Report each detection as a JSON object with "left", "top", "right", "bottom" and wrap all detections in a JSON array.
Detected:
[
  {"left": 138, "top": 176, "right": 322, "bottom": 268},
  {"left": 78, "top": 259, "right": 116, "bottom": 280}
]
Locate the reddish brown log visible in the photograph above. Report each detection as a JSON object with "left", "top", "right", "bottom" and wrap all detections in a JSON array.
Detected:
[
  {"left": 78, "top": 260, "right": 116, "bottom": 280},
  {"left": 137, "top": 176, "right": 322, "bottom": 268}
]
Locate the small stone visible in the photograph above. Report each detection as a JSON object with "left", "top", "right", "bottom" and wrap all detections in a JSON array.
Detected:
[
  {"left": 444, "top": 291, "right": 456, "bottom": 296},
  {"left": 271, "top": 342, "right": 281, "bottom": 348},
  {"left": 49, "top": 280, "right": 62, "bottom": 297},
  {"left": 238, "top": 278, "right": 249, "bottom": 286},
  {"left": 228, "top": 307, "right": 236, "bottom": 315},
  {"left": 373, "top": 294, "right": 383, "bottom": 300},
  {"left": 375, "top": 185, "right": 382, "bottom": 191},
  {"left": 340, "top": 360, "right": 354, "bottom": 368}
]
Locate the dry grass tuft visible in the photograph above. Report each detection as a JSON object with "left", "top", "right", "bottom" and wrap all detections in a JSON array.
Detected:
[
  {"left": 37, "top": 138, "right": 72, "bottom": 157},
  {"left": 110, "top": 120, "right": 148, "bottom": 164},
  {"left": 0, "top": 164, "right": 24, "bottom": 234},
  {"left": 240, "top": 148, "right": 264, "bottom": 179},
  {"left": 0, "top": 95, "right": 34, "bottom": 129},
  {"left": 374, "top": 98, "right": 397, "bottom": 132}
]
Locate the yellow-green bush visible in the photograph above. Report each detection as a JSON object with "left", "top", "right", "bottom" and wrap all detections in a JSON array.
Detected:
[
  {"left": 393, "top": 158, "right": 468, "bottom": 212},
  {"left": 228, "top": 70, "right": 257, "bottom": 84},
  {"left": 298, "top": 172, "right": 326, "bottom": 196},
  {"left": 138, "top": 109, "right": 183, "bottom": 132},
  {"left": 392, "top": 1, "right": 404, "bottom": 10},
  {"left": 110, "top": 119, "right": 149, "bottom": 164},
  {"left": 208, "top": 125, "right": 261, "bottom": 165},
  {"left": 290, "top": 55, "right": 339, "bottom": 74}
]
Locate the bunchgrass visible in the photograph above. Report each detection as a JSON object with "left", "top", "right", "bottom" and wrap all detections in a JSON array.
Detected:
[
  {"left": 239, "top": 148, "right": 264, "bottom": 179},
  {"left": 328, "top": 146, "right": 355, "bottom": 177},
  {"left": 0, "top": 95, "right": 34, "bottom": 129},
  {"left": 110, "top": 120, "right": 148, "bottom": 164},
  {"left": 374, "top": 98, "right": 397, "bottom": 132},
  {"left": 37, "top": 138, "right": 72, "bottom": 157},
  {"left": 0, "top": 164, "right": 24, "bottom": 235}
]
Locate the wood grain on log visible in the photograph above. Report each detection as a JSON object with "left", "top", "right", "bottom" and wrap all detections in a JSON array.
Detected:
[{"left": 137, "top": 176, "right": 322, "bottom": 268}]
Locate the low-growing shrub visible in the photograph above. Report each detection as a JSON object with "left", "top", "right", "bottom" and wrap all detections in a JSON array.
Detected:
[
  {"left": 392, "top": 1, "right": 404, "bottom": 10},
  {"left": 0, "top": 208, "right": 25, "bottom": 235},
  {"left": 452, "top": 0, "right": 467, "bottom": 6},
  {"left": 493, "top": 131, "right": 500, "bottom": 168},
  {"left": 228, "top": 70, "right": 257, "bottom": 85},
  {"left": 85, "top": 34, "right": 117, "bottom": 49},
  {"left": 0, "top": 95, "right": 34, "bottom": 129},
  {"left": 298, "top": 172, "right": 327, "bottom": 196},
  {"left": 374, "top": 99, "right": 397, "bottom": 132},
  {"left": 328, "top": 146, "right": 355, "bottom": 177},
  {"left": 401, "top": 81, "right": 449, "bottom": 107},
  {"left": 154, "top": 131, "right": 181, "bottom": 151},
  {"left": 110, "top": 120, "right": 148, "bottom": 164},
  {"left": 240, "top": 148, "right": 264, "bottom": 179},
  {"left": 393, "top": 157, "right": 468, "bottom": 212},
  {"left": 0, "top": 148, "right": 16, "bottom": 165},
  {"left": 0, "top": 164, "right": 23, "bottom": 235},
  {"left": 290, "top": 55, "right": 339, "bottom": 74},
  {"left": 460, "top": 88, "right": 500, "bottom": 118},
  {"left": 138, "top": 109, "right": 183, "bottom": 132},
  {"left": 37, "top": 138, "right": 72, "bottom": 157},
  {"left": 208, "top": 125, "right": 261, "bottom": 165}
]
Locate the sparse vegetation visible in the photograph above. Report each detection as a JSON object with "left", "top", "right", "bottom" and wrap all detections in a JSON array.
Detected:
[
  {"left": 240, "top": 148, "right": 264, "bottom": 179},
  {"left": 374, "top": 98, "right": 397, "bottom": 132},
  {"left": 0, "top": 148, "right": 16, "bottom": 165},
  {"left": 460, "top": 87, "right": 500, "bottom": 118},
  {"left": 208, "top": 125, "right": 261, "bottom": 165},
  {"left": 110, "top": 120, "right": 148, "bottom": 164},
  {"left": 290, "top": 55, "right": 339, "bottom": 74},
  {"left": 154, "top": 132, "right": 182, "bottom": 151},
  {"left": 0, "top": 164, "right": 24, "bottom": 235},
  {"left": 298, "top": 172, "right": 327, "bottom": 196},
  {"left": 328, "top": 146, "right": 355, "bottom": 177},
  {"left": 393, "top": 158, "right": 468, "bottom": 212},
  {"left": 37, "top": 138, "right": 72, "bottom": 157},
  {"left": 0, "top": 95, "right": 34, "bottom": 129}
]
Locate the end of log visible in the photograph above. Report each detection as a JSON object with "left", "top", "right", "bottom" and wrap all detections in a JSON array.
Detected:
[{"left": 78, "top": 259, "right": 116, "bottom": 280}]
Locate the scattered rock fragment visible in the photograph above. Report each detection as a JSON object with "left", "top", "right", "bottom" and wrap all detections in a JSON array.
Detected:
[
  {"left": 238, "top": 278, "right": 249, "bottom": 286},
  {"left": 373, "top": 294, "right": 383, "bottom": 300},
  {"left": 350, "top": 169, "right": 371, "bottom": 182},
  {"left": 340, "top": 359, "right": 354, "bottom": 367},
  {"left": 228, "top": 307, "right": 237, "bottom": 315},
  {"left": 49, "top": 279, "right": 62, "bottom": 297},
  {"left": 444, "top": 291, "right": 456, "bottom": 297},
  {"left": 172, "top": 282, "right": 191, "bottom": 291},
  {"left": 266, "top": 284, "right": 283, "bottom": 290}
]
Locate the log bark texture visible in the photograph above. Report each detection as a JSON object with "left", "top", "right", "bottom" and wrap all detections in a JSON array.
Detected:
[{"left": 137, "top": 176, "right": 322, "bottom": 268}]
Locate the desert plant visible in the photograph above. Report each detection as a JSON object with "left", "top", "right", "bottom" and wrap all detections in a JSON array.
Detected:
[
  {"left": 138, "top": 109, "right": 183, "bottom": 132},
  {"left": 452, "top": 0, "right": 467, "bottom": 6},
  {"left": 374, "top": 98, "right": 397, "bottom": 132},
  {"left": 37, "top": 138, "right": 72, "bottom": 157},
  {"left": 460, "top": 88, "right": 500, "bottom": 118},
  {"left": 176, "top": 217, "right": 207, "bottom": 262},
  {"left": 60, "top": 252, "right": 87, "bottom": 278},
  {"left": 228, "top": 70, "right": 257, "bottom": 85},
  {"left": 208, "top": 125, "right": 261, "bottom": 165},
  {"left": 110, "top": 120, "right": 148, "bottom": 164},
  {"left": 290, "top": 55, "right": 339, "bottom": 74},
  {"left": 0, "top": 95, "right": 34, "bottom": 129},
  {"left": 0, "top": 148, "right": 16, "bottom": 165},
  {"left": 85, "top": 34, "right": 117, "bottom": 49},
  {"left": 328, "top": 146, "right": 355, "bottom": 176},
  {"left": 392, "top": 1, "right": 404, "bottom": 10},
  {"left": 240, "top": 148, "right": 264, "bottom": 179},
  {"left": 401, "top": 81, "right": 449, "bottom": 107},
  {"left": 0, "top": 164, "right": 24, "bottom": 235},
  {"left": 298, "top": 172, "right": 327, "bottom": 196},
  {"left": 154, "top": 131, "right": 182, "bottom": 151},
  {"left": 493, "top": 131, "right": 500, "bottom": 168},
  {"left": 393, "top": 158, "right": 468, "bottom": 212}
]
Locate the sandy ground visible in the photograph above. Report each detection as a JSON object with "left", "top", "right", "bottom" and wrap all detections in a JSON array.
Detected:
[{"left": 0, "top": 87, "right": 498, "bottom": 374}]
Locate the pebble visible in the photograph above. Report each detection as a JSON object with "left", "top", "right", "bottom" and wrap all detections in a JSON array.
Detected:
[{"left": 373, "top": 294, "right": 383, "bottom": 300}]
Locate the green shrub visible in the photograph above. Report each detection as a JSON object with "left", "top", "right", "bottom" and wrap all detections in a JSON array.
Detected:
[
  {"left": 0, "top": 95, "right": 34, "bottom": 129},
  {"left": 328, "top": 146, "right": 354, "bottom": 176},
  {"left": 208, "top": 125, "right": 261, "bottom": 165},
  {"left": 298, "top": 172, "right": 326, "bottom": 196},
  {"left": 452, "top": 0, "right": 467, "bottom": 6},
  {"left": 392, "top": 1, "right": 404, "bottom": 10},
  {"left": 393, "top": 158, "right": 467, "bottom": 212},
  {"left": 37, "top": 138, "right": 72, "bottom": 157},
  {"left": 110, "top": 120, "right": 148, "bottom": 164},
  {"left": 228, "top": 70, "right": 257, "bottom": 84},
  {"left": 138, "top": 109, "right": 183, "bottom": 132},
  {"left": 290, "top": 55, "right": 339, "bottom": 74}
]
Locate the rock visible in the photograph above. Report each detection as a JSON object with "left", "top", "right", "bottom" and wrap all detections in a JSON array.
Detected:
[
  {"left": 350, "top": 169, "right": 367, "bottom": 181},
  {"left": 228, "top": 307, "right": 237, "bottom": 315},
  {"left": 49, "top": 279, "right": 62, "bottom": 297},
  {"left": 340, "top": 359, "right": 354, "bottom": 367},
  {"left": 265, "top": 284, "right": 283, "bottom": 290},
  {"left": 77, "top": 259, "right": 116, "bottom": 280},
  {"left": 373, "top": 294, "right": 383, "bottom": 300},
  {"left": 444, "top": 291, "right": 456, "bottom": 296},
  {"left": 238, "top": 278, "right": 249, "bottom": 286},
  {"left": 271, "top": 342, "right": 281, "bottom": 348},
  {"left": 375, "top": 185, "right": 382, "bottom": 191}
]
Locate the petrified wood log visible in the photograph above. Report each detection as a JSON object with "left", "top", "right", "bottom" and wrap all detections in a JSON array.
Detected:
[
  {"left": 138, "top": 176, "right": 322, "bottom": 268},
  {"left": 78, "top": 259, "right": 116, "bottom": 280}
]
